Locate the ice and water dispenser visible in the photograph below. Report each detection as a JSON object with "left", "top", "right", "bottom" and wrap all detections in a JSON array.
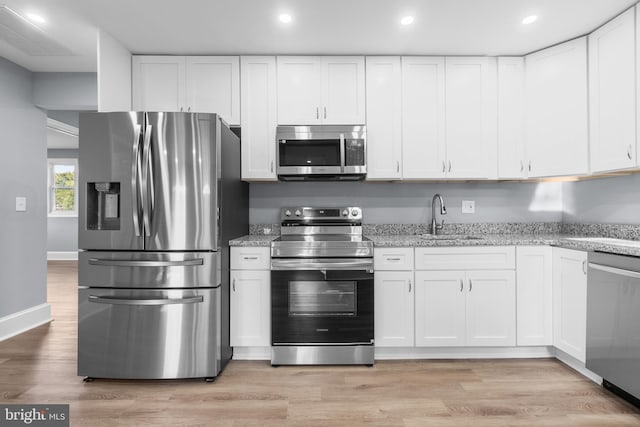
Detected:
[{"left": 87, "top": 182, "right": 120, "bottom": 230}]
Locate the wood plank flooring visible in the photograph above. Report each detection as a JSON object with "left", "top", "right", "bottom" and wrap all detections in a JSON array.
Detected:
[{"left": 0, "top": 261, "right": 639, "bottom": 425}]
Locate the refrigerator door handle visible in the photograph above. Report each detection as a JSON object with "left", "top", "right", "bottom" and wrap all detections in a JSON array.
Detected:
[
  {"left": 88, "top": 258, "right": 204, "bottom": 267},
  {"left": 88, "top": 295, "right": 204, "bottom": 306},
  {"left": 131, "top": 124, "right": 142, "bottom": 237},
  {"left": 141, "top": 123, "right": 153, "bottom": 237}
]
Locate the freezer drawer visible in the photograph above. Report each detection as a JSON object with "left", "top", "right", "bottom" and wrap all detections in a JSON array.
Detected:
[
  {"left": 78, "top": 287, "right": 221, "bottom": 379},
  {"left": 79, "top": 251, "right": 220, "bottom": 289}
]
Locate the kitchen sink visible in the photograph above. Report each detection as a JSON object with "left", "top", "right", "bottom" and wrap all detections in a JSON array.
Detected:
[
  {"left": 418, "top": 234, "right": 484, "bottom": 240},
  {"left": 567, "top": 237, "right": 640, "bottom": 248}
]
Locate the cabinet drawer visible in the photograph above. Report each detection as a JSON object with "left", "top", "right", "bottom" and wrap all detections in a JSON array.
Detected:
[
  {"left": 374, "top": 248, "right": 414, "bottom": 270},
  {"left": 415, "top": 246, "right": 515, "bottom": 270},
  {"left": 230, "top": 247, "right": 271, "bottom": 270}
]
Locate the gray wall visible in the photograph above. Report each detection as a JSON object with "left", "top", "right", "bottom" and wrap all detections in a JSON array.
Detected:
[
  {"left": 563, "top": 174, "right": 640, "bottom": 224},
  {"left": 250, "top": 181, "right": 563, "bottom": 224},
  {"left": 0, "top": 57, "right": 48, "bottom": 318},
  {"left": 46, "top": 149, "right": 79, "bottom": 253},
  {"left": 33, "top": 72, "right": 97, "bottom": 110}
]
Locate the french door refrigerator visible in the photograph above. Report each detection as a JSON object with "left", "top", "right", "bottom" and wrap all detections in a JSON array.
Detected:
[{"left": 77, "top": 112, "right": 248, "bottom": 380}]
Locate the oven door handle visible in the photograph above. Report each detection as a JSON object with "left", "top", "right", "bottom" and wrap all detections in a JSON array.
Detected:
[{"left": 271, "top": 258, "right": 373, "bottom": 271}]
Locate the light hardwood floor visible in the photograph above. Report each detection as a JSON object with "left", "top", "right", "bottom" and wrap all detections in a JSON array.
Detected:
[{"left": 0, "top": 261, "right": 639, "bottom": 426}]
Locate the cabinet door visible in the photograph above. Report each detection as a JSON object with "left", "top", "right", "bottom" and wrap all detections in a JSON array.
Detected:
[
  {"left": 552, "top": 248, "right": 587, "bottom": 362},
  {"left": 185, "top": 56, "right": 240, "bottom": 125},
  {"left": 414, "top": 271, "right": 466, "bottom": 347},
  {"left": 445, "top": 57, "right": 498, "bottom": 179},
  {"left": 589, "top": 8, "right": 636, "bottom": 173},
  {"left": 516, "top": 246, "right": 553, "bottom": 346},
  {"left": 277, "top": 57, "right": 322, "bottom": 125},
  {"left": 322, "top": 56, "right": 366, "bottom": 124},
  {"left": 365, "top": 57, "right": 402, "bottom": 179},
  {"left": 374, "top": 271, "right": 414, "bottom": 347},
  {"left": 132, "top": 56, "right": 185, "bottom": 111},
  {"left": 497, "top": 57, "right": 526, "bottom": 179},
  {"left": 230, "top": 270, "right": 271, "bottom": 347},
  {"left": 402, "top": 57, "right": 446, "bottom": 179},
  {"left": 240, "top": 56, "right": 277, "bottom": 181},
  {"left": 526, "top": 38, "right": 589, "bottom": 177},
  {"left": 465, "top": 270, "right": 516, "bottom": 347}
]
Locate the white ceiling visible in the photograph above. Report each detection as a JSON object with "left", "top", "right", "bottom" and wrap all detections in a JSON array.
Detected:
[{"left": 1, "top": 0, "right": 637, "bottom": 72}]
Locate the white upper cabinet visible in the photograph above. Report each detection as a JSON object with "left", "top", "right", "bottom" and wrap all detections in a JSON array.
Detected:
[
  {"left": 240, "top": 56, "right": 277, "bottom": 181},
  {"left": 589, "top": 8, "right": 637, "bottom": 173},
  {"left": 365, "top": 57, "right": 403, "bottom": 179},
  {"left": 132, "top": 55, "right": 240, "bottom": 125},
  {"left": 525, "top": 38, "right": 589, "bottom": 178},
  {"left": 132, "top": 56, "right": 185, "bottom": 112},
  {"left": 185, "top": 57, "right": 240, "bottom": 125},
  {"left": 277, "top": 56, "right": 365, "bottom": 125},
  {"left": 401, "top": 57, "right": 447, "bottom": 179},
  {"left": 445, "top": 57, "right": 498, "bottom": 179},
  {"left": 497, "top": 57, "right": 527, "bottom": 179}
]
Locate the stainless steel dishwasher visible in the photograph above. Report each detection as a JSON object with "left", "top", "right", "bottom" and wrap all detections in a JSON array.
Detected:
[{"left": 587, "top": 252, "right": 640, "bottom": 405}]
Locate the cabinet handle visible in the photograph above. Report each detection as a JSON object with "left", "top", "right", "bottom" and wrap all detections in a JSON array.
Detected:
[
  {"left": 628, "top": 144, "right": 633, "bottom": 160},
  {"left": 386, "top": 257, "right": 401, "bottom": 261},
  {"left": 582, "top": 260, "right": 587, "bottom": 275},
  {"left": 187, "top": 107, "right": 191, "bottom": 112},
  {"left": 324, "top": 106, "right": 327, "bottom": 119},
  {"left": 396, "top": 161, "right": 400, "bottom": 173},
  {"left": 233, "top": 278, "right": 236, "bottom": 292},
  {"left": 270, "top": 161, "right": 274, "bottom": 173},
  {"left": 469, "top": 279, "right": 472, "bottom": 292},
  {"left": 243, "top": 256, "right": 258, "bottom": 260},
  {"left": 448, "top": 161, "right": 452, "bottom": 173},
  {"left": 408, "top": 279, "right": 412, "bottom": 293},
  {"left": 528, "top": 161, "right": 532, "bottom": 172},
  {"left": 460, "top": 279, "right": 464, "bottom": 292},
  {"left": 316, "top": 107, "right": 319, "bottom": 120},
  {"left": 180, "top": 107, "right": 184, "bottom": 112},
  {"left": 442, "top": 161, "right": 446, "bottom": 173},
  {"left": 520, "top": 161, "right": 524, "bottom": 172}
]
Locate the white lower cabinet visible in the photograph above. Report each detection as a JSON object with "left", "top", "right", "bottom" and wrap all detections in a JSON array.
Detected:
[
  {"left": 552, "top": 247, "right": 587, "bottom": 362},
  {"left": 230, "top": 247, "right": 271, "bottom": 347},
  {"left": 516, "top": 246, "right": 553, "bottom": 346},
  {"left": 414, "top": 270, "right": 515, "bottom": 347},
  {"left": 374, "top": 271, "right": 414, "bottom": 346}
]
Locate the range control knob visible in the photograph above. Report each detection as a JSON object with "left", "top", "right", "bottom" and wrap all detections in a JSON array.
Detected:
[
  {"left": 351, "top": 209, "right": 359, "bottom": 217},
  {"left": 295, "top": 210, "right": 301, "bottom": 216},
  {"left": 285, "top": 210, "right": 292, "bottom": 217},
  {"left": 342, "top": 209, "right": 349, "bottom": 217}
]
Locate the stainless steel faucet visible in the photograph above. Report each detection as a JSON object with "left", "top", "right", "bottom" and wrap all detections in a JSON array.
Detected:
[{"left": 431, "top": 194, "right": 447, "bottom": 235}]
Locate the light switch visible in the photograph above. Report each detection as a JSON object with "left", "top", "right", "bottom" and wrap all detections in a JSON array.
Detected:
[
  {"left": 462, "top": 200, "right": 475, "bottom": 214},
  {"left": 15, "top": 196, "right": 27, "bottom": 212}
]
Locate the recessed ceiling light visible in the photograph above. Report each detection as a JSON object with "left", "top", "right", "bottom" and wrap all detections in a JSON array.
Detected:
[
  {"left": 279, "top": 13, "right": 292, "bottom": 24},
  {"left": 522, "top": 15, "right": 538, "bottom": 25},
  {"left": 26, "top": 12, "right": 46, "bottom": 24},
  {"left": 401, "top": 16, "right": 414, "bottom": 26}
]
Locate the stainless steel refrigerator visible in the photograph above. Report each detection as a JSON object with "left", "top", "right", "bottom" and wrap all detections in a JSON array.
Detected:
[{"left": 77, "top": 112, "right": 248, "bottom": 380}]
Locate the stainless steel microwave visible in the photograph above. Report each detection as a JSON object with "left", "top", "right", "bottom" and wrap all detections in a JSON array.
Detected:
[{"left": 276, "top": 125, "right": 366, "bottom": 181}]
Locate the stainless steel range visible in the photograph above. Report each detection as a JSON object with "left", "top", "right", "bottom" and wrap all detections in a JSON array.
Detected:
[{"left": 270, "top": 207, "right": 374, "bottom": 366}]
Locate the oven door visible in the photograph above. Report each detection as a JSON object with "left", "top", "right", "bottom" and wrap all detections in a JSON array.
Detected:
[
  {"left": 277, "top": 138, "right": 343, "bottom": 176},
  {"left": 271, "top": 258, "right": 374, "bottom": 345}
]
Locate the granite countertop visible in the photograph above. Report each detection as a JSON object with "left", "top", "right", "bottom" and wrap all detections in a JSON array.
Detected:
[{"left": 230, "top": 232, "right": 640, "bottom": 257}]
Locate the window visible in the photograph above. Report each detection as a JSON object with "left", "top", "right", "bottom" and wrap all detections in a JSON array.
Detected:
[{"left": 48, "top": 159, "right": 78, "bottom": 216}]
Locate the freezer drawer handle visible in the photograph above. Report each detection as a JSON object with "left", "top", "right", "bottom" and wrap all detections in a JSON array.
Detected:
[
  {"left": 88, "top": 295, "right": 204, "bottom": 306},
  {"left": 88, "top": 258, "right": 204, "bottom": 267},
  {"left": 588, "top": 263, "right": 640, "bottom": 280}
]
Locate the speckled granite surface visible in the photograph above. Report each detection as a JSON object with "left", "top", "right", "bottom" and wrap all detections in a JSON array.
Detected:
[{"left": 231, "top": 223, "right": 640, "bottom": 256}]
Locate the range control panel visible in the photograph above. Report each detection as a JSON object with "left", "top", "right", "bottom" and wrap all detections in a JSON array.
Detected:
[{"left": 280, "top": 206, "right": 362, "bottom": 223}]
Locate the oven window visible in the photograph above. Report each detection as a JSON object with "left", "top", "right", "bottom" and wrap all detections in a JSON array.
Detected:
[
  {"left": 279, "top": 140, "right": 341, "bottom": 166},
  {"left": 289, "top": 281, "right": 356, "bottom": 316}
]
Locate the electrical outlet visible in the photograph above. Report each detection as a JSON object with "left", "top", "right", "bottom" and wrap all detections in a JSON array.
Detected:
[
  {"left": 15, "top": 196, "right": 27, "bottom": 212},
  {"left": 461, "top": 200, "right": 475, "bottom": 214}
]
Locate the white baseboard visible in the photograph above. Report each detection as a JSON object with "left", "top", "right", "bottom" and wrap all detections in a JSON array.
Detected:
[
  {"left": 232, "top": 346, "right": 271, "bottom": 360},
  {"left": 47, "top": 251, "right": 78, "bottom": 261},
  {"left": 553, "top": 347, "right": 602, "bottom": 385},
  {"left": 375, "top": 346, "right": 555, "bottom": 360},
  {"left": 0, "top": 303, "right": 52, "bottom": 341}
]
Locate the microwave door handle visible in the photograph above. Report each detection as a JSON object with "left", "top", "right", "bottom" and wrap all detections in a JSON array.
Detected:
[{"left": 340, "top": 134, "right": 345, "bottom": 172}]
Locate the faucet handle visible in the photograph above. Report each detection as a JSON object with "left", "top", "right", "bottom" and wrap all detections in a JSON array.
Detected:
[{"left": 437, "top": 219, "right": 445, "bottom": 230}]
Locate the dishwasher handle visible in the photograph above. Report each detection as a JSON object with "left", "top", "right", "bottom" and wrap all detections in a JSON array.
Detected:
[{"left": 588, "top": 262, "right": 640, "bottom": 280}]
